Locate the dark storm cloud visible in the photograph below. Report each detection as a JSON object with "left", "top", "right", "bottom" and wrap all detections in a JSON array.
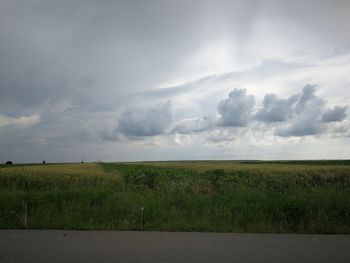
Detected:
[
  {"left": 0, "top": 0, "right": 348, "bottom": 112},
  {"left": 322, "top": 106, "right": 348, "bottom": 123},
  {"left": 4, "top": 0, "right": 340, "bottom": 114},
  {"left": 118, "top": 101, "right": 173, "bottom": 137},
  {"left": 217, "top": 89, "right": 256, "bottom": 127},
  {"left": 0, "top": 0, "right": 208, "bottom": 114}
]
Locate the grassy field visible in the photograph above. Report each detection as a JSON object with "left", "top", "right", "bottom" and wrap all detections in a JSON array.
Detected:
[{"left": 0, "top": 161, "right": 350, "bottom": 233}]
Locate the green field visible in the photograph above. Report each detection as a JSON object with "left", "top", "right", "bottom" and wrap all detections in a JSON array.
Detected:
[{"left": 1, "top": 161, "right": 350, "bottom": 233}]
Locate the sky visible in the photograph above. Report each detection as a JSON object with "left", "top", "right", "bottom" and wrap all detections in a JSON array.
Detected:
[{"left": 0, "top": 0, "right": 350, "bottom": 163}]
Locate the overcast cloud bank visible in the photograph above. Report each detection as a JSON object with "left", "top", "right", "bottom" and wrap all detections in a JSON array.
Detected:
[
  {"left": 118, "top": 101, "right": 173, "bottom": 137},
  {"left": 1, "top": 0, "right": 350, "bottom": 162}
]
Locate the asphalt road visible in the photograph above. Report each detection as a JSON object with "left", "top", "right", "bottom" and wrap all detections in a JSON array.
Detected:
[{"left": 0, "top": 230, "right": 349, "bottom": 263}]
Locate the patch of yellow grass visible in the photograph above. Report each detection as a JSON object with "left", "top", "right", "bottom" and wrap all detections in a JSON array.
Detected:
[
  {"left": 0, "top": 163, "right": 104, "bottom": 175},
  {"left": 140, "top": 161, "right": 350, "bottom": 175},
  {"left": 0, "top": 163, "right": 121, "bottom": 188}
]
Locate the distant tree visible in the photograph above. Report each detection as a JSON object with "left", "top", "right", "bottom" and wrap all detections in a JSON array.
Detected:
[
  {"left": 5, "top": 161, "right": 13, "bottom": 165},
  {"left": 81, "top": 161, "right": 84, "bottom": 163},
  {"left": 42, "top": 160, "right": 46, "bottom": 164}
]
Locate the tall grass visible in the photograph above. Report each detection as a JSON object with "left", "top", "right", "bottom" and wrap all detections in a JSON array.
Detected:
[{"left": 0, "top": 161, "right": 349, "bottom": 233}]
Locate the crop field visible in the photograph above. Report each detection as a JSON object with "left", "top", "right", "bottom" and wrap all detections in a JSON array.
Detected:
[{"left": 0, "top": 161, "right": 350, "bottom": 233}]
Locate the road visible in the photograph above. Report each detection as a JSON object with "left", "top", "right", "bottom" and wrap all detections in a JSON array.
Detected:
[{"left": 0, "top": 230, "right": 349, "bottom": 263}]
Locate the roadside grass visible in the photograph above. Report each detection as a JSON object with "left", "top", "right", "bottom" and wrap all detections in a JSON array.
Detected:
[{"left": 0, "top": 161, "right": 349, "bottom": 233}]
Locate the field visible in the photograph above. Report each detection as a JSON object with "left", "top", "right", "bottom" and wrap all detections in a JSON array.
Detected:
[{"left": 0, "top": 161, "right": 350, "bottom": 233}]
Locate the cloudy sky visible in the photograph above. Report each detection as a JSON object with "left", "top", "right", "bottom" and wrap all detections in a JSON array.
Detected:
[{"left": 1, "top": 0, "right": 350, "bottom": 163}]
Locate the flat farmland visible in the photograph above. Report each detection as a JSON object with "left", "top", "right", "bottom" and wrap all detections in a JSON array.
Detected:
[{"left": 1, "top": 161, "right": 350, "bottom": 233}]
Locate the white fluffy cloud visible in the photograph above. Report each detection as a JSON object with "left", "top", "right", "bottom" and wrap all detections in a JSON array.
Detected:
[
  {"left": 217, "top": 89, "right": 255, "bottom": 127},
  {"left": 276, "top": 97, "right": 325, "bottom": 137},
  {"left": 275, "top": 85, "right": 340, "bottom": 137},
  {"left": 255, "top": 94, "right": 298, "bottom": 122},
  {"left": 171, "top": 85, "right": 349, "bottom": 138},
  {"left": 322, "top": 106, "right": 348, "bottom": 123}
]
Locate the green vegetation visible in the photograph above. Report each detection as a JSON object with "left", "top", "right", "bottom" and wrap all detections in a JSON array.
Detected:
[{"left": 1, "top": 161, "right": 350, "bottom": 233}]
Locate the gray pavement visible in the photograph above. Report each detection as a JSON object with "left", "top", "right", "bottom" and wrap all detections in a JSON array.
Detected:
[{"left": 0, "top": 230, "right": 349, "bottom": 263}]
